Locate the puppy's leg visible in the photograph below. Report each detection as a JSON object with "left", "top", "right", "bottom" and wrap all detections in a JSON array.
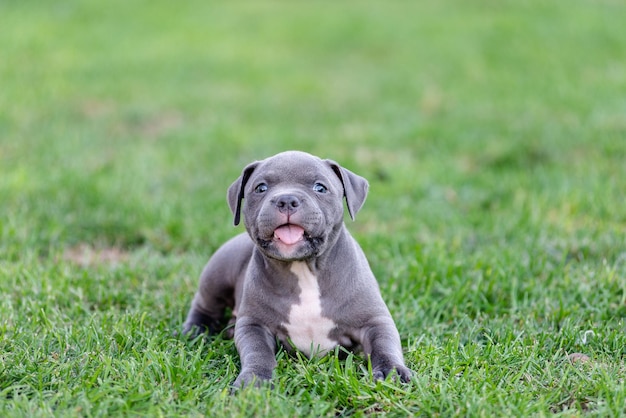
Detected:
[
  {"left": 232, "top": 317, "right": 277, "bottom": 389},
  {"left": 361, "top": 317, "right": 412, "bottom": 383},
  {"left": 182, "top": 274, "right": 234, "bottom": 338},
  {"left": 182, "top": 234, "right": 253, "bottom": 338}
]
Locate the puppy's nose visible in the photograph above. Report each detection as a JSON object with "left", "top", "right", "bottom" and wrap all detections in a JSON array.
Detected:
[{"left": 275, "top": 194, "right": 301, "bottom": 215}]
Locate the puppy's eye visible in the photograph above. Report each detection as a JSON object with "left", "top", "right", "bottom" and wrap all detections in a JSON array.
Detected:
[
  {"left": 254, "top": 183, "right": 268, "bottom": 193},
  {"left": 313, "top": 183, "right": 328, "bottom": 194}
]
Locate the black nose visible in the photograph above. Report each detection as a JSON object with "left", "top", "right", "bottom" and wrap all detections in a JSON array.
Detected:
[{"left": 275, "top": 194, "right": 301, "bottom": 214}]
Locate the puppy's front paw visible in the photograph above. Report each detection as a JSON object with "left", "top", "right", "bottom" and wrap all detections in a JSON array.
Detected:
[{"left": 373, "top": 365, "right": 413, "bottom": 383}]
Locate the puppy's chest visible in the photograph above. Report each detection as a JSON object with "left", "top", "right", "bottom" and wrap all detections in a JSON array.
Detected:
[{"left": 282, "top": 262, "right": 337, "bottom": 357}]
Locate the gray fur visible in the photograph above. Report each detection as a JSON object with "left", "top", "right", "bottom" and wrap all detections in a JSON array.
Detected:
[{"left": 182, "top": 151, "right": 412, "bottom": 389}]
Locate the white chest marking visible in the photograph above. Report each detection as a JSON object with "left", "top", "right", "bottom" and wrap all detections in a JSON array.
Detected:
[{"left": 283, "top": 262, "right": 337, "bottom": 357}]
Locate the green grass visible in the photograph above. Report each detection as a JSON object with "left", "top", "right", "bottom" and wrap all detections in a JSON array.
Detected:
[{"left": 2, "top": 0, "right": 626, "bottom": 416}]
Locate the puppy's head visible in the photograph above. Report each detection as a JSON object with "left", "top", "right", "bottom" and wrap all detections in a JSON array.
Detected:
[{"left": 227, "top": 151, "right": 368, "bottom": 261}]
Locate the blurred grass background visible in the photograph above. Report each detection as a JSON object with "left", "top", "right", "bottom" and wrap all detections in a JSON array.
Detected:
[
  {"left": 2, "top": 0, "right": 624, "bottom": 257},
  {"left": 1, "top": 0, "right": 626, "bottom": 416}
]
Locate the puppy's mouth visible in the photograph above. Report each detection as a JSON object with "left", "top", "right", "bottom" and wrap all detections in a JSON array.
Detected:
[
  {"left": 258, "top": 223, "right": 324, "bottom": 261},
  {"left": 273, "top": 224, "right": 306, "bottom": 245}
]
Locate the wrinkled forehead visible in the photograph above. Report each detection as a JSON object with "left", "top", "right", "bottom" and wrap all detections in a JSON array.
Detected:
[{"left": 250, "top": 154, "right": 340, "bottom": 188}]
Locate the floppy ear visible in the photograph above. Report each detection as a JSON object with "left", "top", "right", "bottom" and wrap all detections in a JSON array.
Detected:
[
  {"left": 227, "top": 161, "right": 260, "bottom": 226},
  {"left": 326, "top": 160, "right": 369, "bottom": 220}
]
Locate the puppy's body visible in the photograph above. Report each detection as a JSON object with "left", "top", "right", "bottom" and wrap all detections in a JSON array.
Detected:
[{"left": 183, "top": 151, "right": 411, "bottom": 388}]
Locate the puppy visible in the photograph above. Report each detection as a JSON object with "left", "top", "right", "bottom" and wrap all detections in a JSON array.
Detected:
[{"left": 183, "top": 151, "right": 411, "bottom": 388}]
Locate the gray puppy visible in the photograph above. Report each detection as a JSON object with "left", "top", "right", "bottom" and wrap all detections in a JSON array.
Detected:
[{"left": 182, "top": 151, "right": 411, "bottom": 388}]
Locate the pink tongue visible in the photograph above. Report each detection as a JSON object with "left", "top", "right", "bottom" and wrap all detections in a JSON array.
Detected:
[{"left": 273, "top": 225, "right": 305, "bottom": 245}]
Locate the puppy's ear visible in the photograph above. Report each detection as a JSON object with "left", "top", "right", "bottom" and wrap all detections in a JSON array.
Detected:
[
  {"left": 326, "top": 160, "right": 369, "bottom": 220},
  {"left": 227, "top": 162, "right": 260, "bottom": 226}
]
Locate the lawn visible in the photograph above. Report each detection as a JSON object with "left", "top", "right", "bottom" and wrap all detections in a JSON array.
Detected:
[{"left": 1, "top": 0, "right": 626, "bottom": 416}]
